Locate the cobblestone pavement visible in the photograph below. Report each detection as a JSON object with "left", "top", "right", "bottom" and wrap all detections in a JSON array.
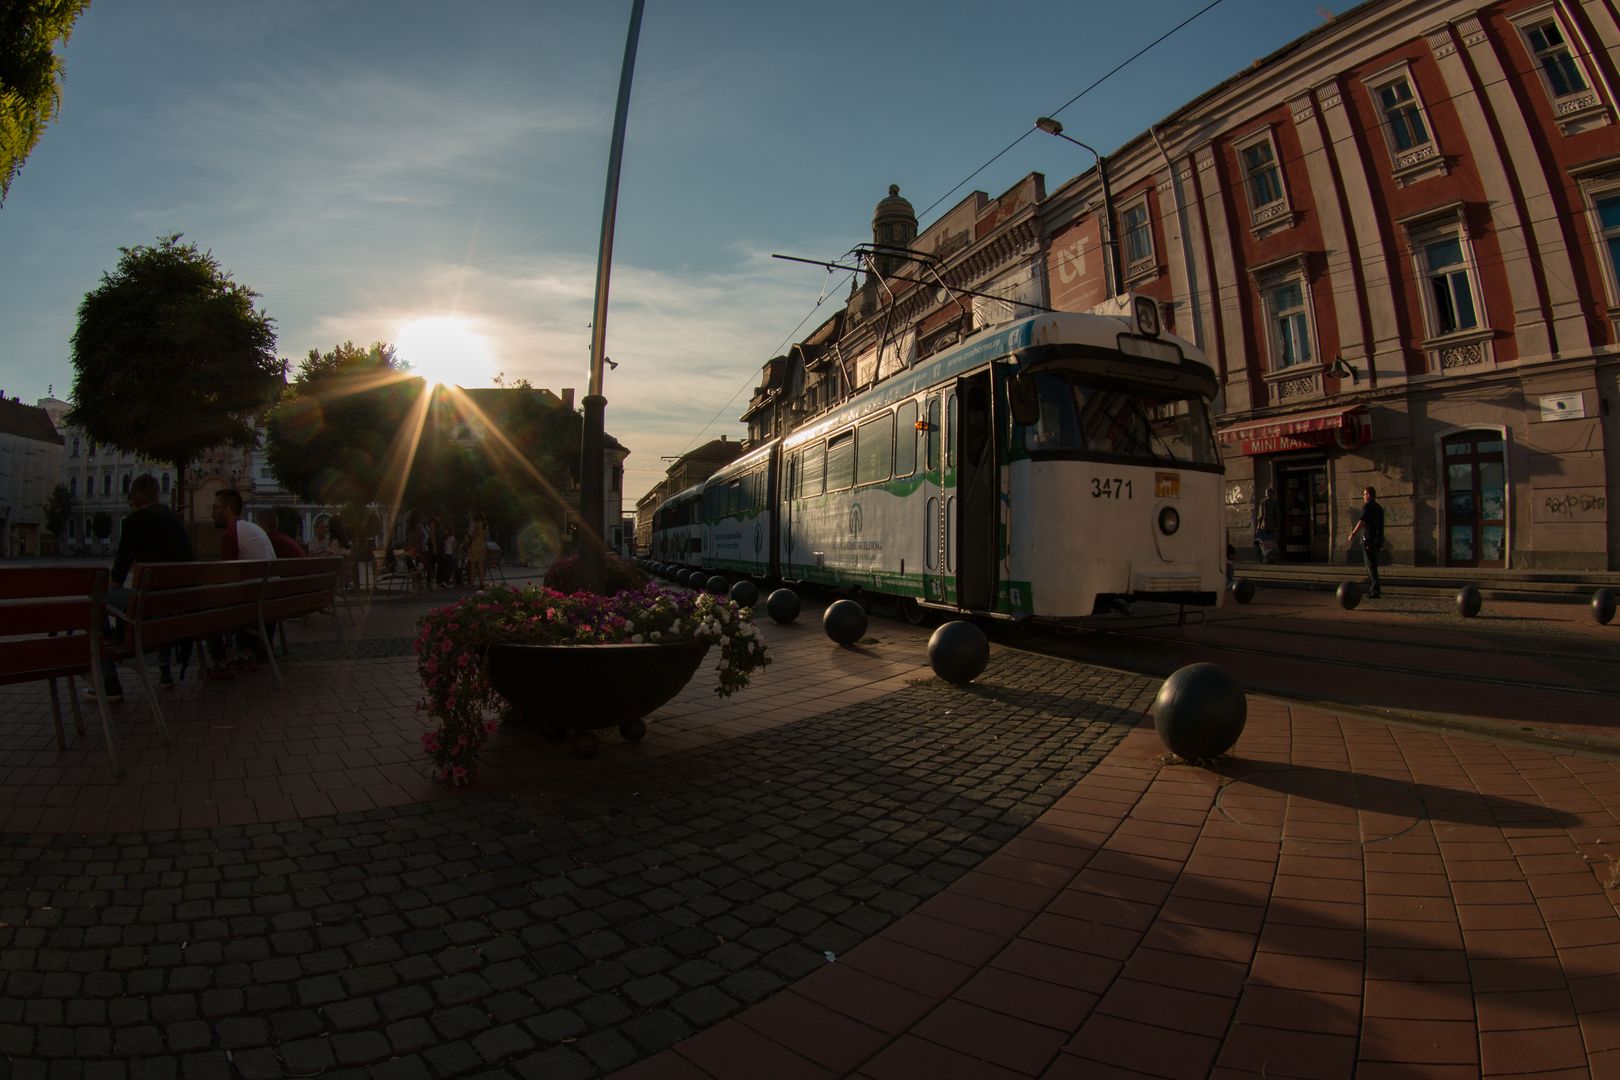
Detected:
[{"left": 0, "top": 651, "right": 1149, "bottom": 1080}]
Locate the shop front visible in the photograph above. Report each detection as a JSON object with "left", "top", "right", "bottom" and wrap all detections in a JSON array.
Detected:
[{"left": 1219, "top": 405, "right": 1370, "bottom": 564}]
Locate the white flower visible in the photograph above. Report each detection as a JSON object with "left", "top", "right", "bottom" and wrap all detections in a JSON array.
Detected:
[{"left": 631, "top": 634, "right": 644, "bottom": 643}]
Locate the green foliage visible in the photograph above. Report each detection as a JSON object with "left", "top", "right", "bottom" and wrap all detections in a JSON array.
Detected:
[
  {"left": 0, "top": 0, "right": 90, "bottom": 207},
  {"left": 90, "top": 509, "right": 111, "bottom": 540},
  {"left": 542, "top": 553, "right": 647, "bottom": 596},
  {"left": 69, "top": 235, "right": 285, "bottom": 507},
  {"left": 42, "top": 482, "right": 73, "bottom": 536},
  {"left": 265, "top": 341, "right": 419, "bottom": 509}
]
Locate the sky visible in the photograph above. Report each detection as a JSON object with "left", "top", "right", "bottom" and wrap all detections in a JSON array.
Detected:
[{"left": 1, "top": 0, "right": 1337, "bottom": 505}]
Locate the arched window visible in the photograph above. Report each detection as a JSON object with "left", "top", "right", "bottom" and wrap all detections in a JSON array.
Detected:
[
  {"left": 69, "top": 477, "right": 77, "bottom": 497},
  {"left": 67, "top": 518, "right": 76, "bottom": 539},
  {"left": 121, "top": 473, "right": 132, "bottom": 495},
  {"left": 84, "top": 516, "right": 93, "bottom": 537},
  {"left": 71, "top": 437, "right": 80, "bottom": 457},
  {"left": 102, "top": 474, "right": 112, "bottom": 496},
  {"left": 161, "top": 473, "right": 171, "bottom": 494}
]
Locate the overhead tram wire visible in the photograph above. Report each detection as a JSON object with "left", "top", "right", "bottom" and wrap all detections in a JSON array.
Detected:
[
  {"left": 916, "top": 0, "right": 1233, "bottom": 222},
  {"left": 671, "top": 0, "right": 1234, "bottom": 461}
]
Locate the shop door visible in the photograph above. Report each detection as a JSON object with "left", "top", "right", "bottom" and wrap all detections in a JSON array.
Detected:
[
  {"left": 1279, "top": 465, "right": 1330, "bottom": 562},
  {"left": 1444, "top": 432, "right": 1507, "bottom": 567}
]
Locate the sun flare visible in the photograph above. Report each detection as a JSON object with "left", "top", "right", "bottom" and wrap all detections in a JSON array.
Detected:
[{"left": 396, "top": 315, "right": 496, "bottom": 389}]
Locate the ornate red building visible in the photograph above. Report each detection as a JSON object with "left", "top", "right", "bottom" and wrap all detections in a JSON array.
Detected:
[{"left": 757, "top": 0, "right": 1620, "bottom": 570}]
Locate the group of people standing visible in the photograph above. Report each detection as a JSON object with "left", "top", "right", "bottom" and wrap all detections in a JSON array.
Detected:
[{"left": 401, "top": 508, "right": 489, "bottom": 589}]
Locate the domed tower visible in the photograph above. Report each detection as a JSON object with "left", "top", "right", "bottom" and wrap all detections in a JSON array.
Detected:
[{"left": 870, "top": 184, "right": 917, "bottom": 278}]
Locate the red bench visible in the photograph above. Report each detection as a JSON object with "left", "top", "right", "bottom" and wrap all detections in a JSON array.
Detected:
[{"left": 0, "top": 566, "right": 126, "bottom": 774}]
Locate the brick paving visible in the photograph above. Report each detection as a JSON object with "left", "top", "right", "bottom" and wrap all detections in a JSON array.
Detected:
[{"left": 1, "top": 580, "right": 1619, "bottom": 1077}]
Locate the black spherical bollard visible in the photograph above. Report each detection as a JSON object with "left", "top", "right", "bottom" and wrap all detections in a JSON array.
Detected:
[
  {"left": 928, "top": 621, "right": 989, "bottom": 685},
  {"left": 766, "top": 588, "right": 800, "bottom": 624},
  {"left": 1456, "top": 585, "right": 1482, "bottom": 618},
  {"left": 1153, "top": 662, "right": 1247, "bottom": 762},
  {"left": 729, "top": 580, "right": 759, "bottom": 608},
  {"left": 1231, "top": 578, "right": 1255, "bottom": 604},
  {"left": 706, "top": 575, "right": 729, "bottom": 596},
  {"left": 822, "top": 599, "right": 868, "bottom": 646},
  {"left": 1593, "top": 588, "right": 1616, "bottom": 626},
  {"left": 682, "top": 569, "right": 701, "bottom": 587},
  {"left": 1336, "top": 581, "right": 1361, "bottom": 610}
]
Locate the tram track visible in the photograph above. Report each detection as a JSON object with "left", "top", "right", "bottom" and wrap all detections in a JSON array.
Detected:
[{"left": 1030, "top": 620, "right": 1619, "bottom": 699}]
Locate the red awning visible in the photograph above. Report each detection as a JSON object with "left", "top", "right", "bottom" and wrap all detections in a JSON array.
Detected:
[{"left": 1218, "top": 404, "right": 1366, "bottom": 444}]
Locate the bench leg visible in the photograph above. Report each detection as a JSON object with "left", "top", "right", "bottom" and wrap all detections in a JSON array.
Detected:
[
  {"left": 67, "top": 674, "right": 87, "bottom": 736},
  {"left": 133, "top": 658, "right": 172, "bottom": 745},
  {"left": 46, "top": 678, "right": 68, "bottom": 751},
  {"left": 90, "top": 681, "right": 124, "bottom": 776}
]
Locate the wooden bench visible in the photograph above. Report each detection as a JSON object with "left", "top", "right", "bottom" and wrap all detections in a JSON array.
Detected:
[
  {"left": 0, "top": 566, "right": 126, "bottom": 774},
  {"left": 114, "top": 557, "right": 344, "bottom": 739}
]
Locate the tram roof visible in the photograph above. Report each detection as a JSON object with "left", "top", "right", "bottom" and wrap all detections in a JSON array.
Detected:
[{"left": 783, "top": 306, "right": 1211, "bottom": 448}]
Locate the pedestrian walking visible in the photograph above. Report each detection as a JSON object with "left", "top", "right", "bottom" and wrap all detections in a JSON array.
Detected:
[
  {"left": 1254, "top": 486, "right": 1281, "bottom": 563},
  {"left": 1347, "top": 485, "right": 1385, "bottom": 598}
]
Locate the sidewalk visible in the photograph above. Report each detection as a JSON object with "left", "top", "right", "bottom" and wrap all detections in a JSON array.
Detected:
[{"left": 0, "top": 584, "right": 1617, "bottom": 1078}]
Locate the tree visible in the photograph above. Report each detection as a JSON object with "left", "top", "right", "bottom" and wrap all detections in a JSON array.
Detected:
[
  {"left": 69, "top": 235, "right": 285, "bottom": 518},
  {"left": 42, "top": 481, "right": 73, "bottom": 537},
  {"left": 1, "top": 1, "right": 91, "bottom": 207},
  {"left": 265, "top": 340, "right": 419, "bottom": 511}
]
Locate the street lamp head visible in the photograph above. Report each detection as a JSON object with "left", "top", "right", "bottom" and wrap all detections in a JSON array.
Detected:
[{"left": 1035, "top": 116, "right": 1064, "bottom": 136}]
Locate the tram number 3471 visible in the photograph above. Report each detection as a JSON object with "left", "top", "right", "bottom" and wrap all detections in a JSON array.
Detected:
[{"left": 1091, "top": 477, "right": 1134, "bottom": 499}]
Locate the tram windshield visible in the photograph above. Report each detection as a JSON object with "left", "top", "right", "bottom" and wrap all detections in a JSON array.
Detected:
[{"left": 1021, "top": 373, "right": 1219, "bottom": 466}]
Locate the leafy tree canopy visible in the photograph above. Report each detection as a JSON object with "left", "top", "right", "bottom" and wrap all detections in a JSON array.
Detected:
[
  {"left": 69, "top": 234, "right": 285, "bottom": 510},
  {"left": 42, "top": 481, "right": 73, "bottom": 536},
  {"left": 265, "top": 340, "right": 418, "bottom": 509},
  {"left": 0, "top": 0, "right": 91, "bottom": 206}
]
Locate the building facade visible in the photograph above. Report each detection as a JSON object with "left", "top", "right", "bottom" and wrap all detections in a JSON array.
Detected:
[
  {"left": 0, "top": 396, "right": 65, "bottom": 556},
  {"left": 1061, "top": 0, "right": 1620, "bottom": 569},
  {"left": 750, "top": 0, "right": 1620, "bottom": 571}
]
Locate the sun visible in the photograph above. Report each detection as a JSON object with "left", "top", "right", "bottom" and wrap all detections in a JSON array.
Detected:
[{"left": 396, "top": 315, "right": 497, "bottom": 389}]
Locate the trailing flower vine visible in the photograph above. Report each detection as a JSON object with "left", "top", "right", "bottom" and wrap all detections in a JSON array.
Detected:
[{"left": 415, "top": 583, "right": 770, "bottom": 783}]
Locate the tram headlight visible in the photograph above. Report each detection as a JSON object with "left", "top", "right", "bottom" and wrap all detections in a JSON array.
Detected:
[{"left": 1158, "top": 506, "right": 1181, "bottom": 535}]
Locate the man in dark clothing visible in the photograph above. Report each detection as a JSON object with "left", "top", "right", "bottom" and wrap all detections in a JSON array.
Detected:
[
  {"left": 1347, "top": 486, "right": 1385, "bottom": 598},
  {"left": 254, "top": 509, "right": 308, "bottom": 559},
  {"left": 98, "top": 474, "right": 195, "bottom": 699}
]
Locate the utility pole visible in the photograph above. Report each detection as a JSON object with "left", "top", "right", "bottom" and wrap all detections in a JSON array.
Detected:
[{"left": 580, "top": 0, "right": 645, "bottom": 593}]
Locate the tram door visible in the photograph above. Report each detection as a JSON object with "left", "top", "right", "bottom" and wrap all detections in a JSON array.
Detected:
[
  {"left": 921, "top": 391, "right": 946, "bottom": 604},
  {"left": 956, "top": 372, "right": 996, "bottom": 610}
]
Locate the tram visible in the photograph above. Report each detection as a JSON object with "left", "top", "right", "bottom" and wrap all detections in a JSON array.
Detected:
[
  {"left": 647, "top": 483, "right": 704, "bottom": 569},
  {"left": 652, "top": 296, "right": 1226, "bottom": 623}
]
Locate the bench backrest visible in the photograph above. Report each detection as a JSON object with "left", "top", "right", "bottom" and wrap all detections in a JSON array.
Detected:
[
  {"left": 0, "top": 566, "right": 110, "bottom": 686},
  {"left": 261, "top": 556, "right": 342, "bottom": 623},
  {"left": 127, "top": 560, "right": 268, "bottom": 649}
]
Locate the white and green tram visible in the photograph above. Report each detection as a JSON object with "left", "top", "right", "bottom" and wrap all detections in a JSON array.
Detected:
[{"left": 660, "top": 298, "right": 1226, "bottom": 622}]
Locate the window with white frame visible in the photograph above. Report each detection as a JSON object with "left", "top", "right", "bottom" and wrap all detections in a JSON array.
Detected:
[
  {"left": 1416, "top": 230, "right": 1481, "bottom": 337},
  {"left": 1377, "top": 76, "right": 1430, "bottom": 152},
  {"left": 1264, "top": 278, "right": 1314, "bottom": 369},
  {"left": 1511, "top": 5, "right": 1607, "bottom": 131},
  {"left": 1121, "top": 198, "right": 1153, "bottom": 274},
  {"left": 1525, "top": 17, "right": 1587, "bottom": 98},
  {"left": 1598, "top": 192, "right": 1620, "bottom": 287},
  {"left": 1573, "top": 169, "right": 1620, "bottom": 307},
  {"left": 1237, "top": 132, "right": 1286, "bottom": 218}
]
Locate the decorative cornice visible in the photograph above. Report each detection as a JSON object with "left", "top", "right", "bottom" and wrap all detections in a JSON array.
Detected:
[
  {"left": 1289, "top": 95, "right": 1316, "bottom": 125},
  {"left": 1455, "top": 15, "right": 1487, "bottom": 49},
  {"left": 1426, "top": 25, "right": 1457, "bottom": 60}
]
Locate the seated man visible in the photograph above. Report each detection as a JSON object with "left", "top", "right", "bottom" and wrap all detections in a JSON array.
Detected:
[
  {"left": 96, "top": 474, "right": 194, "bottom": 701},
  {"left": 254, "top": 509, "right": 308, "bottom": 559},
  {"left": 208, "top": 489, "right": 277, "bottom": 676}
]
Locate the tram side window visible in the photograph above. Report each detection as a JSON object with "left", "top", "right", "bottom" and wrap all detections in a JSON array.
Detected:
[
  {"left": 826, "top": 430, "right": 855, "bottom": 491},
  {"left": 946, "top": 393, "right": 957, "bottom": 469},
  {"left": 800, "top": 442, "right": 826, "bottom": 498},
  {"left": 856, "top": 413, "right": 893, "bottom": 486},
  {"left": 895, "top": 401, "right": 918, "bottom": 476}
]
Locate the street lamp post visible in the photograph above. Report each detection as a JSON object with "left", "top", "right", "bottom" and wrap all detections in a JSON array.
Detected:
[
  {"left": 580, "top": 0, "right": 646, "bottom": 594},
  {"left": 1035, "top": 117, "right": 1120, "bottom": 299}
]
